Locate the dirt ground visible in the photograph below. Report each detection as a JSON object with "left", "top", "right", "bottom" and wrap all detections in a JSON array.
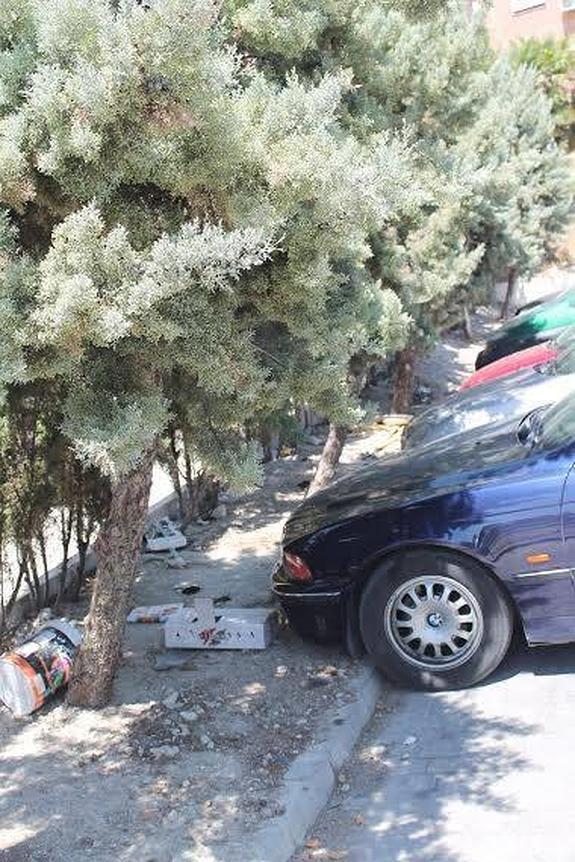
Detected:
[
  {"left": 0, "top": 308, "right": 500, "bottom": 862},
  {"left": 0, "top": 420, "right": 410, "bottom": 862}
]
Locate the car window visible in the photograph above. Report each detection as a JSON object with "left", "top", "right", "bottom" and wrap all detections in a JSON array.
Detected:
[{"left": 537, "top": 393, "right": 575, "bottom": 450}]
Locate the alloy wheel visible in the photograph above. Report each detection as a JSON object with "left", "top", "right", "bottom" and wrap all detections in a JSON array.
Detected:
[{"left": 384, "top": 574, "right": 484, "bottom": 671}]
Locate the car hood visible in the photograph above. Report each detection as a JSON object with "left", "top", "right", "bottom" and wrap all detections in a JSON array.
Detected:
[
  {"left": 284, "top": 423, "right": 527, "bottom": 546},
  {"left": 405, "top": 369, "right": 575, "bottom": 450}
]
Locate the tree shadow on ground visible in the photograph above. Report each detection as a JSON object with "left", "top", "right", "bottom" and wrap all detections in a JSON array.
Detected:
[
  {"left": 304, "top": 638, "right": 575, "bottom": 862},
  {"left": 346, "top": 693, "right": 535, "bottom": 862}
]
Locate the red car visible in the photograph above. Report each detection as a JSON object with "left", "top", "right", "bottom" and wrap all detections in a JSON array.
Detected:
[{"left": 461, "top": 342, "right": 557, "bottom": 391}]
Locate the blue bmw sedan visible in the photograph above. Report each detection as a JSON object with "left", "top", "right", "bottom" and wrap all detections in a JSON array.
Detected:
[{"left": 274, "top": 393, "right": 575, "bottom": 689}]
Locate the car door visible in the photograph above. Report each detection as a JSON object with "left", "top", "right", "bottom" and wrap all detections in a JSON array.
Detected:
[
  {"left": 521, "top": 450, "right": 575, "bottom": 645},
  {"left": 502, "top": 446, "right": 575, "bottom": 646}
]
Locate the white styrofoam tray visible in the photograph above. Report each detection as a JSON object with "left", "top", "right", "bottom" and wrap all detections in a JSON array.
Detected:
[{"left": 164, "top": 599, "right": 275, "bottom": 650}]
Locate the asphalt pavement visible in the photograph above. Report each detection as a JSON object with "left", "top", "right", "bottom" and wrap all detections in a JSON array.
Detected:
[{"left": 298, "top": 640, "right": 575, "bottom": 862}]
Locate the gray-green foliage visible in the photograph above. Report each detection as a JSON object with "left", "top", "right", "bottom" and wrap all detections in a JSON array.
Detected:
[
  {"left": 0, "top": 0, "right": 413, "bottom": 491},
  {"left": 0, "top": 0, "right": 571, "bottom": 497}
]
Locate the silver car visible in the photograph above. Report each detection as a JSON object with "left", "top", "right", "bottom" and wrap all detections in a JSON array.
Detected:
[{"left": 404, "top": 364, "right": 575, "bottom": 450}]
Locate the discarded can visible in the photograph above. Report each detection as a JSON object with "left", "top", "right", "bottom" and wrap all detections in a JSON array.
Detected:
[{"left": 0, "top": 620, "right": 83, "bottom": 718}]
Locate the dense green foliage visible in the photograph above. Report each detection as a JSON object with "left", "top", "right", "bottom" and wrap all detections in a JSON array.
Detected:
[
  {"left": 0, "top": 0, "right": 406, "bottom": 490},
  {"left": 511, "top": 37, "right": 575, "bottom": 149}
]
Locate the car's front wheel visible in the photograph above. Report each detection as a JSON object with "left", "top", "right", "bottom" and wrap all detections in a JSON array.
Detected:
[{"left": 359, "top": 549, "right": 513, "bottom": 690}]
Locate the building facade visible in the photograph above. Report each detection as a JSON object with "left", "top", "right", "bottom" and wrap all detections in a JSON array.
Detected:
[{"left": 481, "top": 0, "right": 575, "bottom": 50}]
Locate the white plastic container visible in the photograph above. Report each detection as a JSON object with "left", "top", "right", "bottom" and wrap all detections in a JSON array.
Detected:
[{"left": 0, "top": 620, "right": 83, "bottom": 718}]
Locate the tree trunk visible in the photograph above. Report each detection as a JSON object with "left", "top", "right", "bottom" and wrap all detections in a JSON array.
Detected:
[
  {"left": 167, "top": 428, "right": 186, "bottom": 522},
  {"left": 56, "top": 510, "right": 73, "bottom": 606},
  {"left": 392, "top": 346, "right": 417, "bottom": 414},
  {"left": 500, "top": 267, "right": 517, "bottom": 320},
  {"left": 67, "top": 448, "right": 155, "bottom": 708},
  {"left": 462, "top": 305, "right": 473, "bottom": 341},
  {"left": 307, "top": 424, "right": 348, "bottom": 495}
]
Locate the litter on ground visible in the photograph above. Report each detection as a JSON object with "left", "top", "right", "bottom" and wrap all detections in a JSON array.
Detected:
[{"left": 165, "top": 597, "right": 276, "bottom": 650}]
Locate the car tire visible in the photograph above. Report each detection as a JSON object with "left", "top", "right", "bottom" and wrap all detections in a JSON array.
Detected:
[{"left": 359, "top": 548, "right": 513, "bottom": 690}]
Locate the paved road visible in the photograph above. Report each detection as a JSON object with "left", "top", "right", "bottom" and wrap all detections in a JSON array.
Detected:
[{"left": 299, "top": 641, "right": 575, "bottom": 862}]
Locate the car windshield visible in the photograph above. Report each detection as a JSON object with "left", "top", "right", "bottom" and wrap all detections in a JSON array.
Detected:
[{"left": 536, "top": 392, "right": 575, "bottom": 450}]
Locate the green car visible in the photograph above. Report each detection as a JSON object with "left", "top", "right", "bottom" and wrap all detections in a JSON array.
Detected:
[{"left": 476, "top": 287, "right": 575, "bottom": 369}]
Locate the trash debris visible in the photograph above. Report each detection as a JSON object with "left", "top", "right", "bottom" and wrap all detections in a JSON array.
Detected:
[
  {"left": 174, "top": 583, "right": 201, "bottom": 595},
  {"left": 144, "top": 517, "right": 187, "bottom": 553},
  {"left": 127, "top": 604, "right": 184, "bottom": 624},
  {"left": 213, "top": 594, "right": 231, "bottom": 606},
  {"left": 165, "top": 598, "right": 275, "bottom": 650},
  {"left": 0, "top": 620, "right": 83, "bottom": 718}
]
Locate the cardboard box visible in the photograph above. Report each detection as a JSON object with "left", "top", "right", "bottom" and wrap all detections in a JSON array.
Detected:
[{"left": 164, "top": 598, "right": 275, "bottom": 650}]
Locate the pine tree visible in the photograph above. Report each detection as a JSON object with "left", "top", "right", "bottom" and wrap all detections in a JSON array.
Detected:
[{"left": 227, "top": 0, "right": 572, "bottom": 414}]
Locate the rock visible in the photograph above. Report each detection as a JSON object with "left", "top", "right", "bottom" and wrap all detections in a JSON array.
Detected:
[
  {"left": 306, "top": 676, "right": 329, "bottom": 689},
  {"left": 200, "top": 734, "right": 215, "bottom": 750},
  {"left": 167, "top": 552, "right": 188, "bottom": 569},
  {"left": 162, "top": 691, "right": 180, "bottom": 709},
  {"left": 402, "top": 735, "right": 418, "bottom": 747},
  {"left": 179, "top": 710, "right": 199, "bottom": 723},
  {"left": 154, "top": 651, "right": 195, "bottom": 672},
  {"left": 306, "top": 435, "right": 323, "bottom": 446},
  {"left": 211, "top": 504, "right": 227, "bottom": 519},
  {"left": 34, "top": 608, "right": 54, "bottom": 625},
  {"left": 150, "top": 745, "right": 179, "bottom": 759}
]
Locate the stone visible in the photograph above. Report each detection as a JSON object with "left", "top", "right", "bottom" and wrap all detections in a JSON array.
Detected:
[
  {"left": 150, "top": 745, "right": 179, "bottom": 759},
  {"left": 211, "top": 504, "right": 228, "bottom": 519},
  {"left": 154, "top": 651, "right": 195, "bottom": 672},
  {"left": 162, "top": 691, "right": 180, "bottom": 709},
  {"left": 167, "top": 553, "right": 188, "bottom": 569}
]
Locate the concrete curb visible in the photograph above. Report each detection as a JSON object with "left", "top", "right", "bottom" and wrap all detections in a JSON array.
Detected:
[{"left": 249, "top": 663, "right": 383, "bottom": 862}]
